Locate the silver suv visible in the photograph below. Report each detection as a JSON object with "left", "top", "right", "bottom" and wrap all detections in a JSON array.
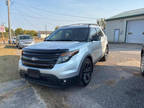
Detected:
[
  {"left": 16, "top": 35, "right": 35, "bottom": 49},
  {"left": 19, "top": 24, "right": 109, "bottom": 87}
]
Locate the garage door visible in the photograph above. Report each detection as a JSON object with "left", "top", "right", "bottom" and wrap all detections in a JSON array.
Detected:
[{"left": 126, "top": 20, "right": 144, "bottom": 43}]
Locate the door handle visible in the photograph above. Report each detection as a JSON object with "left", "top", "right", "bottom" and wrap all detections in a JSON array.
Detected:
[{"left": 128, "top": 32, "right": 132, "bottom": 35}]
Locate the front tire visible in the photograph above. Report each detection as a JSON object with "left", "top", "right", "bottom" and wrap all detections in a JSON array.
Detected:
[
  {"left": 140, "top": 55, "right": 144, "bottom": 76},
  {"left": 17, "top": 43, "right": 21, "bottom": 49},
  {"left": 79, "top": 58, "right": 93, "bottom": 86}
]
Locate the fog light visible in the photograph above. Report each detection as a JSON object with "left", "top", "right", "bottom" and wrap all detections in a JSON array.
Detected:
[{"left": 63, "top": 80, "right": 67, "bottom": 83}]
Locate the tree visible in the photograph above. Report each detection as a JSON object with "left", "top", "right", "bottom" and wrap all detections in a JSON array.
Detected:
[
  {"left": 55, "top": 26, "right": 59, "bottom": 30},
  {"left": 97, "top": 18, "right": 106, "bottom": 30},
  {"left": 23, "top": 30, "right": 37, "bottom": 36},
  {"left": 29, "top": 30, "right": 37, "bottom": 36},
  {"left": 14, "top": 28, "right": 38, "bottom": 36},
  {"left": 15, "top": 28, "right": 24, "bottom": 36}
]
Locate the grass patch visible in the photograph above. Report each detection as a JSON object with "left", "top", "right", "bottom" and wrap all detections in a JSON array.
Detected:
[
  {"left": 0, "top": 55, "right": 20, "bottom": 83},
  {"left": 4, "top": 44, "right": 17, "bottom": 49}
]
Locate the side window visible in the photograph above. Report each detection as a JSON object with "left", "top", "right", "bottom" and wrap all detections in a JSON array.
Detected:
[
  {"left": 89, "top": 28, "right": 100, "bottom": 41},
  {"left": 49, "top": 30, "right": 63, "bottom": 40},
  {"left": 63, "top": 30, "right": 72, "bottom": 40}
]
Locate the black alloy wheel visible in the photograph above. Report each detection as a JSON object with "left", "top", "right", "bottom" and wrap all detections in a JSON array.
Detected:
[{"left": 79, "top": 58, "right": 93, "bottom": 86}]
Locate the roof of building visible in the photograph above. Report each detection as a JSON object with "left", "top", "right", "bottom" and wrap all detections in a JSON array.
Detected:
[
  {"left": 106, "top": 8, "right": 144, "bottom": 21},
  {"left": 38, "top": 31, "right": 52, "bottom": 34}
]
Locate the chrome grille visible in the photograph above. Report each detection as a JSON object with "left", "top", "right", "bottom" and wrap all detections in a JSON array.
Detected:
[{"left": 22, "top": 49, "right": 67, "bottom": 69}]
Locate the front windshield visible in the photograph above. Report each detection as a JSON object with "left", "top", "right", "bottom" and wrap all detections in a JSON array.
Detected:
[
  {"left": 46, "top": 28, "right": 89, "bottom": 42},
  {"left": 20, "top": 36, "right": 32, "bottom": 40}
]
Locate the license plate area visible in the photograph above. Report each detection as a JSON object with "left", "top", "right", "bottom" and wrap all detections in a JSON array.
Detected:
[{"left": 28, "top": 69, "right": 40, "bottom": 78}]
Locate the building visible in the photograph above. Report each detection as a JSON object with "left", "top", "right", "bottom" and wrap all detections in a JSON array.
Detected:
[
  {"left": 38, "top": 31, "right": 52, "bottom": 38},
  {"left": 105, "top": 8, "right": 144, "bottom": 44}
]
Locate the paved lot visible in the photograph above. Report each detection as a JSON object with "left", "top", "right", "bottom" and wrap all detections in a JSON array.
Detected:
[{"left": 0, "top": 44, "right": 144, "bottom": 108}]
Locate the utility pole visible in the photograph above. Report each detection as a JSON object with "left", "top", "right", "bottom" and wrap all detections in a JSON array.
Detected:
[{"left": 7, "top": 0, "right": 12, "bottom": 43}]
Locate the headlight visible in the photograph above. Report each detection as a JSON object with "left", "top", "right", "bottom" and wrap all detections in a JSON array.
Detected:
[
  {"left": 20, "top": 50, "right": 23, "bottom": 59},
  {"left": 56, "top": 50, "right": 79, "bottom": 64},
  {"left": 32, "top": 41, "right": 35, "bottom": 44}
]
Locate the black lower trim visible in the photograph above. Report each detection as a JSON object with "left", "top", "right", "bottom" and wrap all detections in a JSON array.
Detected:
[{"left": 20, "top": 70, "right": 78, "bottom": 88}]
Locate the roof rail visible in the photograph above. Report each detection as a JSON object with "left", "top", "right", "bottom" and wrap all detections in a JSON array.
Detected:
[
  {"left": 71, "top": 23, "right": 98, "bottom": 26},
  {"left": 61, "top": 23, "right": 98, "bottom": 28}
]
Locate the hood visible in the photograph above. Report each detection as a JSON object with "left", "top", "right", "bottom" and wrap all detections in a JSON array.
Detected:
[{"left": 25, "top": 41, "right": 86, "bottom": 50}]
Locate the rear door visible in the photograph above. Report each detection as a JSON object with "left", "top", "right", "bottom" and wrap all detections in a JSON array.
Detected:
[
  {"left": 96, "top": 27, "right": 106, "bottom": 55},
  {"left": 89, "top": 28, "right": 101, "bottom": 63}
]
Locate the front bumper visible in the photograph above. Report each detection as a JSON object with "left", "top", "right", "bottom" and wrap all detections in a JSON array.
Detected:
[
  {"left": 19, "top": 43, "right": 34, "bottom": 48},
  {"left": 18, "top": 50, "right": 81, "bottom": 87},
  {"left": 20, "top": 70, "right": 78, "bottom": 87},
  {"left": 19, "top": 59, "right": 79, "bottom": 79}
]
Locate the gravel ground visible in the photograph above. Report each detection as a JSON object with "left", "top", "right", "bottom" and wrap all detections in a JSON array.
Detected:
[
  {"left": 0, "top": 80, "right": 46, "bottom": 108},
  {"left": 0, "top": 44, "right": 144, "bottom": 108},
  {"left": 33, "top": 44, "right": 144, "bottom": 108}
]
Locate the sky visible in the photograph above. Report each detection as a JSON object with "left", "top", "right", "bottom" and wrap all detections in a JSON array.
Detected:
[{"left": 0, "top": 0, "right": 144, "bottom": 31}]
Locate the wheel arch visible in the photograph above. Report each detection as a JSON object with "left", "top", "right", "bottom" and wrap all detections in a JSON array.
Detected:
[
  {"left": 106, "top": 44, "right": 109, "bottom": 53},
  {"left": 86, "top": 55, "right": 93, "bottom": 64},
  {"left": 77, "top": 54, "right": 93, "bottom": 75}
]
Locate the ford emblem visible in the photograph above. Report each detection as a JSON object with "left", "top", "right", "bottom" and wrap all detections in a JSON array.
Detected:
[{"left": 32, "top": 57, "right": 38, "bottom": 61}]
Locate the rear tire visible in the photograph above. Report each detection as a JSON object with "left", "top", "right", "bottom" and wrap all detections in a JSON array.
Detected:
[
  {"left": 140, "top": 55, "right": 144, "bottom": 76},
  {"left": 100, "top": 46, "right": 109, "bottom": 62},
  {"left": 79, "top": 58, "right": 93, "bottom": 87}
]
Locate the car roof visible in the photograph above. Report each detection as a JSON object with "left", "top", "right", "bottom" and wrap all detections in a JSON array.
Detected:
[{"left": 60, "top": 23, "right": 99, "bottom": 29}]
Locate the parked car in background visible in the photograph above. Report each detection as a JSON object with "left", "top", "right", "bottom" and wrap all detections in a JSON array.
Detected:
[
  {"left": 19, "top": 24, "right": 109, "bottom": 87},
  {"left": 8, "top": 36, "right": 16, "bottom": 44},
  {"left": 16, "top": 35, "right": 35, "bottom": 49}
]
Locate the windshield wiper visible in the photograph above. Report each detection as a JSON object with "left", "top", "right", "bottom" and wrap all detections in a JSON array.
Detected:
[
  {"left": 46, "top": 39, "right": 73, "bottom": 41},
  {"left": 45, "top": 40, "right": 55, "bottom": 41},
  {"left": 56, "top": 39, "right": 73, "bottom": 41}
]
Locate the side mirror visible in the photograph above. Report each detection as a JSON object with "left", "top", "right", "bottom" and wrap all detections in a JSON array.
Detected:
[
  {"left": 90, "top": 36, "right": 96, "bottom": 41},
  {"left": 90, "top": 35, "right": 101, "bottom": 41}
]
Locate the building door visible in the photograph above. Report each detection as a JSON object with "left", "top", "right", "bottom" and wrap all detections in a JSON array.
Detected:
[
  {"left": 126, "top": 20, "right": 144, "bottom": 43},
  {"left": 114, "top": 29, "right": 120, "bottom": 42}
]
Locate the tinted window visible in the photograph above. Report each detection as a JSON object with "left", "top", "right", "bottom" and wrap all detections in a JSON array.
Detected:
[
  {"left": 89, "top": 28, "right": 97, "bottom": 38},
  {"left": 46, "top": 28, "right": 89, "bottom": 42},
  {"left": 89, "top": 28, "right": 100, "bottom": 41},
  {"left": 19, "top": 36, "right": 32, "bottom": 40}
]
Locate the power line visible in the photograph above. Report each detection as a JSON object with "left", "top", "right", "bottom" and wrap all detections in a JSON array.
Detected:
[
  {"left": 11, "top": 11, "right": 40, "bottom": 30},
  {"left": 10, "top": 0, "right": 98, "bottom": 30},
  {"left": 12, "top": 7, "right": 95, "bottom": 23},
  {"left": 13, "top": 3, "right": 93, "bottom": 22},
  {"left": 15, "top": 1, "right": 98, "bottom": 20}
]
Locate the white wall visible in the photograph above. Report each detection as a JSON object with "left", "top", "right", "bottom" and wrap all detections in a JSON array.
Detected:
[
  {"left": 105, "top": 19, "right": 126, "bottom": 42},
  {"left": 106, "top": 16, "right": 144, "bottom": 42}
]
